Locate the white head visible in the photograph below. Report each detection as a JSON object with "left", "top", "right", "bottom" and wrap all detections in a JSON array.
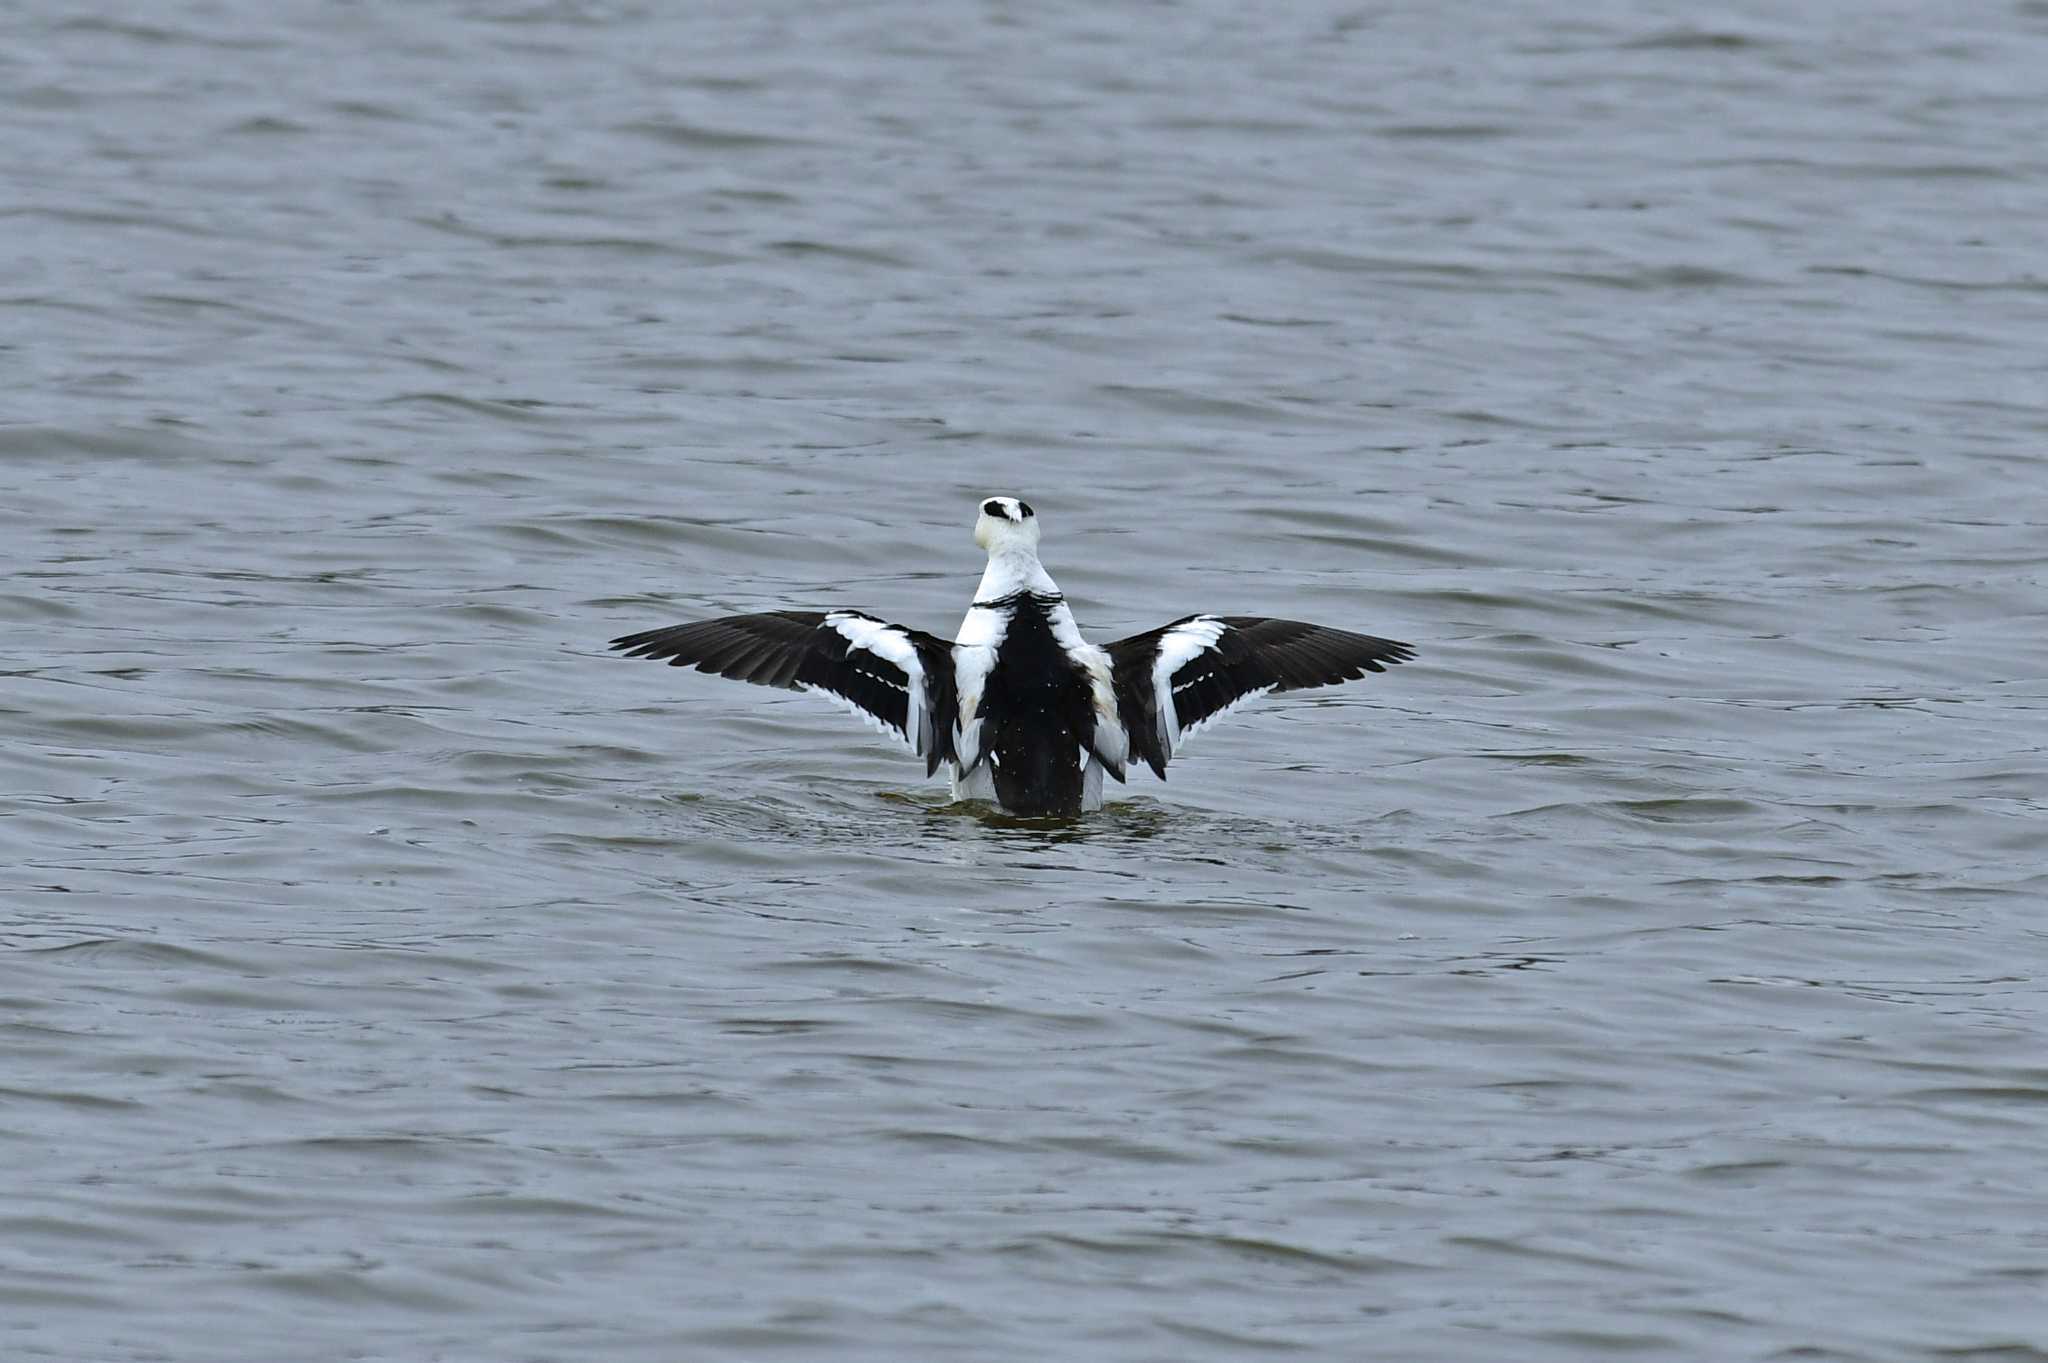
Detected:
[{"left": 973, "top": 495, "right": 1040, "bottom": 555}]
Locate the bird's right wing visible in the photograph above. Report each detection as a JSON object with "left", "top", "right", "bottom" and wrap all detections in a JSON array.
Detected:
[
  {"left": 610, "top": 610, "right": 958, "bottom": 775},
  {"left": 1106, "top": 615, "right": 1414, "bottom": 778}
]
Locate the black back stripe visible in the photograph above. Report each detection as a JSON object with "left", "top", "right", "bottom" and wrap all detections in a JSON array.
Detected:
[{"left": 972, "top": 593, "right": 1094, "bottom": 815}]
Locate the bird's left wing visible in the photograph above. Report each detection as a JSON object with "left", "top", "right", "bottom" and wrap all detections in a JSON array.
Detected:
[
  {"left": 1107, "top": 615, "right": 1414, "bottom": 779},
  {"left": 610, "top": 610, "right": 958, "bottom": 775}
]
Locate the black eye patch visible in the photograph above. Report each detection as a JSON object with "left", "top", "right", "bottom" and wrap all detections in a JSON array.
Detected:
[
  {"left": 1016, "top": 501, "right": 1034, "bottom": 518},
  {"left": 981, "top": 500, "right": 1010, "bottom": 519}
]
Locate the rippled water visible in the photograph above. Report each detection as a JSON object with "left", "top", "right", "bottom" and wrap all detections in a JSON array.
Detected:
[{"left": 7, "top": 2, "right": 2048, "bottom": 1359}]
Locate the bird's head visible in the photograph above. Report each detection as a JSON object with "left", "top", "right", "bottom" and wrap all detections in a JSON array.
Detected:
[{"left": 973, "top": 495, "right": 1040, "bottom": 555}]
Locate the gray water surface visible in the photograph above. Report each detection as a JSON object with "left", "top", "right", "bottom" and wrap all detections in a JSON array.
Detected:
[{"left": 6, "top": 3, "right": 2048, "bottom": 1360}]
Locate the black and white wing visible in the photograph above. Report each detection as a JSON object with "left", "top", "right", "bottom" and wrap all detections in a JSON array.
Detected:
[
  {"left": 610, "top": 610, "right": 958, "bottom": 775},
  {"left": 1107, "top": 615, "right": 1414, "bottom": 779}
]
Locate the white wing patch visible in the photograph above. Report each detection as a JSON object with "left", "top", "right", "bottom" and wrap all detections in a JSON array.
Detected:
[
  {"left": 1151, "top": 615, "right": 1228, "bottom": 761},
  {"left": 1081, "top": 653, "right": 1126, "bottom": 775},
  {"left": 818, "top": 610, "right": 928, "bottom": 757},
  {"left": 951, "top": 599, "right": 1007, "bottom": 774},
  {"left": 1043, "top": 599, "right": 1127, "bottom": 778}
]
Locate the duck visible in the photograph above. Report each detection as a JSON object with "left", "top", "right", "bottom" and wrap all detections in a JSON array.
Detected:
[{"left": 610, "top": 496, "right": 1413, "bottom": 815}]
